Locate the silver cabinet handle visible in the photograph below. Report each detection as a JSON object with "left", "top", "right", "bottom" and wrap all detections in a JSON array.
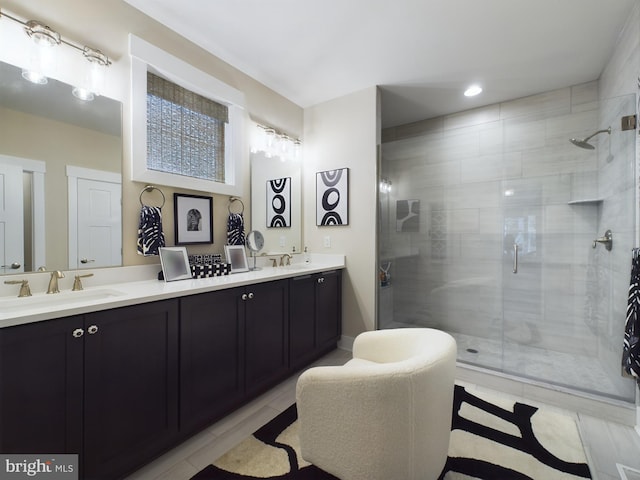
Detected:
[
  {"left": 317, "top": 277, "right": 324, "bottom": 284},
  {"left": 513, "top": 243, "right": 518, "bottom": 274},
  {"left": 241, "top": 293, "right": 247, "bottom": 300},
  {"left": 1, "top": 262, "right": 21, "bottom": 269},
  {"left": 87, "top": 325, "right": 99, "bottom": 335},
  {"left": 247, "top": 292, "right": 254, "bottom": 299},
  {"left": 72, "top": 328, "right": 84, "bottom": 338}
]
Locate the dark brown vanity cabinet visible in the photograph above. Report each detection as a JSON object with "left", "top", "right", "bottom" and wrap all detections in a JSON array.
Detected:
[
  {"left": 0, "top": 300, "right": 180, "bottom": 480},
  {"left": 0, "top": 273, "right": 339, "bottom": 479},
  {"left": 179, "top": 279, "right": 289, "bottom": 435},
  {"left": 289, "top": 270, "right": 342, "bottom": 370}
]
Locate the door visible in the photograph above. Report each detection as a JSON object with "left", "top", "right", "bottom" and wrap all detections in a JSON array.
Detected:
[
  {"left": 245, "top": 280, "right": 289, "bottom": 396},
  {"left": 180, "top": 290, "right": 245, "bottom": 435},
  {"left": 0, "top": 163, "right": 24, "bottom": 273},
  {"left": 75, "top": 178, "right": 122, "bottom": 269},
  {"left": 83, "top": 300, "right": 179, "bottom": 480},
  {"left": 289, "top": 274, "right": 316, "bottom": 370},
  {"left": 0, "top": 316, "right": 84, "bottom": 455},
  {"left": 316, "top": 270, "right": 342, "bottom": 348}
]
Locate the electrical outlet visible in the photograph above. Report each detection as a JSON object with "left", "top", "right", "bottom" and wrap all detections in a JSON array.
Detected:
[
  {"left": 323, "top": 236, "right": 331, "bottom": 248},
  {"left": 279, "top": 236, "right": 286, "bottom": 247}
]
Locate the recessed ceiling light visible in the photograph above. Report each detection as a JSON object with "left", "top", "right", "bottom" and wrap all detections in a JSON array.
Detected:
[{"left": 464, "top": 85, "right": 482, "bottom": 97}]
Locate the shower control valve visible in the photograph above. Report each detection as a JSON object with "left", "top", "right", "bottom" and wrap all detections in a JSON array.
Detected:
[{"left": 592, "top": 230, "right": 613, "bottom": 251}]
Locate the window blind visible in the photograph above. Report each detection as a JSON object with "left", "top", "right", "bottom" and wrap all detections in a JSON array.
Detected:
[{"left": 146, "top": 72, "right": 228, "bottom": 182}]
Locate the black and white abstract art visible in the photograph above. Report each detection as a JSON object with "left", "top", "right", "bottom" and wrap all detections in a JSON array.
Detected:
[
  {"left": 266, "top": 177, "right": 291, "bottom": 228},
  {"left": 316, "top": 168, "right": 349, "bottom": 226},
  {"left": 396, "top": 199, "right": 420, "bottom": 232}
]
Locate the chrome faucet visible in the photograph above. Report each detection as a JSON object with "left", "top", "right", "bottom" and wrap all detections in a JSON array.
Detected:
[
  {"left": 47, "top": 271, "right": 65, "bottom": 294},
  {"left": 279, "top": 253, "right": 292, "bottom": 266}
]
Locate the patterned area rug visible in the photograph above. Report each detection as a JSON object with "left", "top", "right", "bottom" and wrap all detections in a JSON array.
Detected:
[{"left": 191, "top": 385, "right": 592, "bottom": 479}]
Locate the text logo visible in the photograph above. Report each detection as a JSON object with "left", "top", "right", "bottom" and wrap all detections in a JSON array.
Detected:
[{"left": 0, "top": 455, "right": 77, "bottom": 480}]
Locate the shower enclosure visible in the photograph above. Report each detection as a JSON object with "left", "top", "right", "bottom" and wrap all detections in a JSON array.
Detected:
[{"left": 378, "top": 84, "right": 637, "bottom": 402}]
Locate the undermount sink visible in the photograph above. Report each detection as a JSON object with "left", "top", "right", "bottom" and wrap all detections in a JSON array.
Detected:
[
  {"left": 0, "top": 288, "right": 125, "bottom": 314},
  {"left": 281, "top": 263, "right": 312, "bottom": 270}
]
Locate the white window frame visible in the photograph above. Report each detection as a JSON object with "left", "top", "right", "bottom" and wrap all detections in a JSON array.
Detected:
[{"left": 129, "top": 34, "right": 246, "bottom": 196}]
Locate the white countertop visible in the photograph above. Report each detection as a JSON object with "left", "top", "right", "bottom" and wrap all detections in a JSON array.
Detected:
[{"left": 0, "top": 254, "right": 345, "bottom": 328}]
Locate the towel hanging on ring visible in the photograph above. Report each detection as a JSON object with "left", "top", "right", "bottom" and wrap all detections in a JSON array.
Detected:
[
  {"left": 137, "top": 206, "right": 166, "bottom": 256},
  {"left": 137, "top": 186, "right": 166, "bottom": 256},
  {"left": 622, "top": 248, "right": 640, "bottom": 385},
  {"left": 227, "top": 197, "right": 245, "bottom": 246},
  {"left": 227, "top": 213, "right": 245, "bottom": 246}
]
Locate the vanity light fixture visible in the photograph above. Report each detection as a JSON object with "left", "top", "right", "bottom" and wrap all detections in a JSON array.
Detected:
[
  {"left": 1, "top": 9, "right": 111, "bottom": 99},
  {"left": 21, "top": 20, "right": 60, "bottom": 84},
  {"left": 252, "top": 124, "right": 302, "bottom": 162},
  {"left": 72, "top": 46, "right": 110, "bottom": 101},
  {"left": 464, "top": 84, "right": 483, "bottom": 97}
]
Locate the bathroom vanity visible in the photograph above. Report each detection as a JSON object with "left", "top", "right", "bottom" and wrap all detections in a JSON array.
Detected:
[{"left": 0, "top": 257, "right": 343, "bottom": 480}]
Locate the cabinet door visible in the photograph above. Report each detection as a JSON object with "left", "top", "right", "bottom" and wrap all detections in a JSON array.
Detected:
[
  {"left": 289, "top": 274, "right": 317, "bottom": 370},
  {"left": 244, "top": 280, "right": 289, "bottom": 396},
  {"left": 0, "top": 316, "right": 83, "bottom": 455},
  {"left": 83, "top": 300, "right": 179, "bottom": 480},
  {"left": 316, "top": 270, "right": 342, "bottom": 348},
  {"left": 180, "top": 289, "right": 244, "bottom": 435}
]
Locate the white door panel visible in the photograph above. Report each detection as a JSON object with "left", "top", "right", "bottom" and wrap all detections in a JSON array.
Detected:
[
  {"left": 72, "top": 177, "right": 122, "bottom": 269},
  {"left": 0, "top": 163, "right": 24, "bottom": 273}
]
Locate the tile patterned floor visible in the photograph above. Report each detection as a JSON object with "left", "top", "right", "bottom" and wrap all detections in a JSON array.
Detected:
[{"left": 124, "top": 348, "right": 640, "bottom": 480}]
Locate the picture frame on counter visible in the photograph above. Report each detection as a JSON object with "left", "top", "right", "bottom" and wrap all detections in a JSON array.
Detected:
[
  {"left": 158, "top": 246, "right": 193, "bottom": 282},
  {"left": 225, "top": 245, "right": 249, "bottom": 273}
]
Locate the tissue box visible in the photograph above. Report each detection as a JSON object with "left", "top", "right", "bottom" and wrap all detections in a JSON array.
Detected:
[{"left": 190, "top": 263, "right": 231, "bottom": 279}]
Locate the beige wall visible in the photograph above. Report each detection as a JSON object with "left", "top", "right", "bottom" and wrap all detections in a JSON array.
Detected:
[
  {"left": 1, "top": 0, "right": 304, "bottom": 266},
  {"left": 303, "top": 87, "right": 380, "bottom": 337}
]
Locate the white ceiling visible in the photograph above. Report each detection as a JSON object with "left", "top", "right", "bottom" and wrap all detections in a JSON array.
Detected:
[{"left": 123, "top": 0, "right": 636, "bottom": 129}]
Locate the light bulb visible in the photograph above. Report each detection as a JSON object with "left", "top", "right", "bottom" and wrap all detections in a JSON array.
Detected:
[
  {"left": 72, "top": 86, "right": 95, "bottom": 101},
  {"left": 21, "top": 69, "right": 47, "bottom": 84}
]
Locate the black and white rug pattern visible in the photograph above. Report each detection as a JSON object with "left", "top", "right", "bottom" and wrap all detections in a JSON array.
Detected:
[{"left": 191, "top": 385, "right": 592, "bottom": 480}]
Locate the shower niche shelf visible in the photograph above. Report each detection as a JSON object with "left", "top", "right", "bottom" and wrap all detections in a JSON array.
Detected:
[{"left": 567, "top": 198, "right": 603, "bottom": 206}]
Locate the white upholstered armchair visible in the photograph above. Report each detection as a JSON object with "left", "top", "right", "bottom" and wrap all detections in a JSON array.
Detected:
[{"left": 296, "top": 328, "right": 457, "bottom": 480}]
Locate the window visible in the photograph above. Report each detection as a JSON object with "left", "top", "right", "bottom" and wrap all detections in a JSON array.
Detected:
[
  {"left": 130, "top": 35, "right": 246, "bottom": 196},
  {"left": 146, "top": 73, "right": 228, "bottom": 182}
]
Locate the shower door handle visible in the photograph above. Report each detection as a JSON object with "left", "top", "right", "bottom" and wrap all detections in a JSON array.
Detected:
[{"left": 513, "top": 243, "right": 518, "bottom": 274}]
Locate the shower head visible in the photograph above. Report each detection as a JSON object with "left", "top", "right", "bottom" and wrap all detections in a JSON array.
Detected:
[{"left": 569, "top": 127, "right": 611, "bottom": 150}]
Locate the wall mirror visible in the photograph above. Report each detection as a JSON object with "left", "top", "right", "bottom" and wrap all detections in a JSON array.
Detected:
[
  {"left": 250, "top": 151, "right": 301, "bottom": 254},
  {"left": 0, "top": 60, "right": 123, "bottom": 274}
]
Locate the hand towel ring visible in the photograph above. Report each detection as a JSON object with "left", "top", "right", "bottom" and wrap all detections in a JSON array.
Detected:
[
  {"left": 229, "top": 196, "right": 244, "bottom": 215},
  {"left": 139, "top": 185, "right": 166, "bottom": 208}
]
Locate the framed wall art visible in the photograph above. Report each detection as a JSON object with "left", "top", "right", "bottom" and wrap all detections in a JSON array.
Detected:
[
  {"left": 174, "top": 193, "right": 213, "bottom": 245},
  {"left": 316, "top": 168, "right": 349, "bottom": 226},
  {"left": 266, "top": 177, "right": 291, "bottom": 228}
]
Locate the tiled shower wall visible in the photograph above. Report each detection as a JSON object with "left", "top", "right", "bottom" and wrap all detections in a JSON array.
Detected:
[{"left": 380, "top": 81, "right": 636, "bottom": 401}]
